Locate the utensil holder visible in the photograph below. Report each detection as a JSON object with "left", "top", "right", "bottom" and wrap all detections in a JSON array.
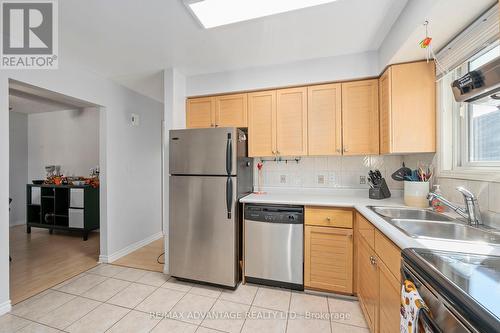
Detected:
[
  {"left": 404, "top": 181, "right": 430, "bottom": 208},
  {"left": 369, "top": 178, "right": 391, "bottom": 199}
]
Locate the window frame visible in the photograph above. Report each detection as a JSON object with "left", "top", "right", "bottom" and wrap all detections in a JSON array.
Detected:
[{"left": 439, "top": 41, "right": 500, "bottom": 181}]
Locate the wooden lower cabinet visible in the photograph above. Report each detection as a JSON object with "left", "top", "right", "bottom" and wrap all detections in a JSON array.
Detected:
[
  {"left": 357, "top": 236, "right": 379, "bottom": 332},
  {"left": 378, "top": 260, "right": 401, "bottom": 333},
  {"left": 304, "top": 225, "right": 353, "bottom": 294},
  {"left": 356, "top": 213, "right": 402, "bottom": 333}
]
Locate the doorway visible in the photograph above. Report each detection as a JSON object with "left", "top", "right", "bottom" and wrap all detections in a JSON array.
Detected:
[{"left": 8, "top": 80, "right": 105, "bottom": 304}]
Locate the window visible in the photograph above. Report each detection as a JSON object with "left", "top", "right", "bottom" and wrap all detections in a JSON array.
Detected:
[{"left": 466, "top": 45, "right": 500, "bottom": 166}]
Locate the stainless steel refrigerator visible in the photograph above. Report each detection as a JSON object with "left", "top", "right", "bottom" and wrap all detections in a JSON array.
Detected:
[{"left": 169, "top": 128, "right": 253, "bottom": 288}]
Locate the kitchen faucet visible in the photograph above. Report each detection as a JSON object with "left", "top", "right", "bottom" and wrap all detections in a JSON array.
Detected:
[{"left": 427, "top": 187, "right": 483, "bottom": 226}]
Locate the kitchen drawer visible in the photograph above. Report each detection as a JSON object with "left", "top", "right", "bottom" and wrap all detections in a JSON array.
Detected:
[
  {"left": 31, "top": 187, "right": 41, "bottom": 205},
  {"left": 70, "top": 188, "right": 84, "bottom": 208},
  {"left": 305, "top": 206, "right": 353, "bottom": 228},
  {"left": 69, "top": 208, "right": 84, "bottom": 229},
  {"left": 375, "top": 230, "right": 401, "bottom": 280},
  {"left": 356, "top": 213, "right": 375, "bottom": 248}
]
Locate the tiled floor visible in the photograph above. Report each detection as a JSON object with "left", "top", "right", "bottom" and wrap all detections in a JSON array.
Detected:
[{"left": 1, "top": 264, "right": 369, "bottom": 333}]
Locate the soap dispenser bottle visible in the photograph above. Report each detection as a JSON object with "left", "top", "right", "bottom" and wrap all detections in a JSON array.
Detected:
[{"left": 431, "top": 185, "right": 445, "bottom": 213}]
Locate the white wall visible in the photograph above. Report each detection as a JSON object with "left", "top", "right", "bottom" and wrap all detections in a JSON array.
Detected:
[
  {"left": 9, "top": 112, "right": 28, "bottom": 227},
  {"left": 28, "top": 108, "right": 99, "bottom": 180},
  {"left": 186, "top": 51, "right": 379, "bottom": 96},
  {"left": 0, "top": 58, "right": 163, "bottom": 313}
]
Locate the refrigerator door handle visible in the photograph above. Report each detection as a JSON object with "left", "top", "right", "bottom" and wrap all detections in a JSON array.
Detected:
[
  {"left": 226, "top": 133, "right": 232, "bottom": 175},
  {"left": 226, "top": 177, "right": 233, "bottom": 219}
]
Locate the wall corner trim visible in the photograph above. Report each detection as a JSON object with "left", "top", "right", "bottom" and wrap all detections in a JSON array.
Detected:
[
  {"left": 98, "top": 232, "right": 164, "bottom": 264},
  {"left": 0, "top": 300, "right": 12, "bottom": 316}
]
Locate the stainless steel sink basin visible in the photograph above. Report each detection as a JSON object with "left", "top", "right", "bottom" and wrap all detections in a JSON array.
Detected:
[
  {"left": 371, "top": 206, "right": 455, "bottom": 222},
  {"left": 390, "top": 219, "right": 500, "bottom": 245}
]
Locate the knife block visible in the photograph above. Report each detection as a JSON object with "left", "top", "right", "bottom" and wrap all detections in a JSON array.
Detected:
[{"left": 369, "top": 178, "right": 391, "bottom": 199}]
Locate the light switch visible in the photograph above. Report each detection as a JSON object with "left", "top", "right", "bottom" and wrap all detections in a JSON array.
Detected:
[{"left": 131, "top": 113, "right": 140, "bottom": 127}]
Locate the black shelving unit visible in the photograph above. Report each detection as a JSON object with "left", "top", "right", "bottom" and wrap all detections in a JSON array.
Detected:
[{"left": 26, "top": 184, "right": 99, "bottom": 240}]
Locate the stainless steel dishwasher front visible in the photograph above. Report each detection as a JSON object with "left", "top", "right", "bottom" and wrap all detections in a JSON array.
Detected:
[{"left": 244, "top": 204, "right": 303, "bottom": 290}]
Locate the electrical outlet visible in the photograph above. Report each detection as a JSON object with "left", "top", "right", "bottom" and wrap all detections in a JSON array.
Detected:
[
  {"left": 280, "top": 175, "right": 287, "bottom": 184},
  {"left": 359, "top": 175, "right": 367, "bottom": 184},
  {"left": 317, "top": 174, "right": 325, "bottom": 184}
]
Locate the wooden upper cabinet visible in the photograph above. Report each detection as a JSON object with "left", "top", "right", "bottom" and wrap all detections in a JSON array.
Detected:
[
  {"left": 341, "top": 80, "right": 379, "bottom": 155},
  {"left": 248, "top": 90, "right": 276, "bottom": 157},
  {"left": 276, "top": 87, "right": 308, "bottom": 156},
  {"left": 186, "top": 97, "right": 215, "bottom": 128},
  {"left": 308, "top": 84, "right": 342, "bottom": 155},
  {"left": 215, "top": 93, "right": 248, "bottom": 127},
  {"left": 379, "top": 61, "right": 436, "bottom": 154},
  {"left": 304, "top": 226, "right": 353, "bottom": 294}
]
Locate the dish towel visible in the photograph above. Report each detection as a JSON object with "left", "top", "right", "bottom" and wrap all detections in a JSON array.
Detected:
[{"left": 400, "top": 279, "right": 433, "bottom": 333}]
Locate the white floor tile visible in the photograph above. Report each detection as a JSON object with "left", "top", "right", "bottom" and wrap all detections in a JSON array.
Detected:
[
  {"left": 86, "top": 264, "right": 126, "bottom": 278},
  {"left": 287, "top": 315, "right": 331, "bottom": 333},
  {"left": 107, "top": 283, "right": 157, "bottom": 309},
  {"left": 150, "top": 318, "right": 198, "bottom": 333},
  {"left": 12, "top": 290, "right": 76, "bottom": 321},
  {"left": 328, "top": 297, "right": 367, "bottom": 328},
  {"left": 169, "top": 293, "right": 217, "bottom": 325},
  {"left": 0, "top": 314, "right": 32, "bottom": 333},
  {"left": 37, "top": 297, "right": 100, "bottom": 330},
  {"left": 241, "top": 306, "right": 287, "bottom": 333},
  {"left": 189, "top": 284, "right": 222, "bottom": 298},
  {"left": 81, "top": 278, "right": 131, "bottom": 302},
  {"left": 220, "top": 283, "right": 258, "bottom": 305},
  {"left": 252, "top": 287, "right": 291, "bottom": 312},
  {"left": 201, "top": 299, "right": 250, "bottom": 333},
  {"left": 65, "top": 303, "right": 129, "bottom": 333},
  {"left": 107, "top": 310, "right": 161, "bottom": 333},
  {"left": 113, "top": 267, "right": 148, "bottom": 282},
  {"left": 289, "top": 292, "right": 329, "bottom": 316},
  {"left": 136, "top": 271, "right": 170, "bottom": 287},
  {"left": 57, "top": 274, "right": 107, "bottom": 296},
  {"left": 16, "top": 322, "right": 62, "bottom": 333},
  {"left": 161, "top": 278, "right": 193, "bottom": 292},
  {"left": 136, "top": 287, "right": 186, "bottom": 314},
  {"left": 331, "top": 322, "right": 369, "bottom": 332}
]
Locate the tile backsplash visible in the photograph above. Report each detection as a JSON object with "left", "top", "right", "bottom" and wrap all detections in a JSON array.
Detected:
[
  {"left": 253, "top": 155, "right": 404, "bottom": 190},
  {"left": 402, "top": 153, "right": 500, "bottom": 226}
]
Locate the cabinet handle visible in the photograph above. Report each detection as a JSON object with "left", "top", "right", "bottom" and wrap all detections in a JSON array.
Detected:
[
  {"left": 211, "top": 123, "right": 215, "bottom": 127},
  {"left": 326, "top": 217, "right": 331, "bottom": 222},
  {"left": 276, "top": 151, "right": 280, "bottom": 155},
  {"left": 344, "top": 147, "right": 349, "bottom": 153},
  {"left": 272, "top": 150, "right": 276, "bottom": 155},
  {"left": 336, "top": 148, "right": 341, "bottom": 153},
  {"left": 370, "top": 256, "right": 377, "bottom": 266}
]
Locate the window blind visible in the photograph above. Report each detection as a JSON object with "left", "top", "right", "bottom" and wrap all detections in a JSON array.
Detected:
[{"left": 435, "top": 4, "right": 499, "bottom": 79}]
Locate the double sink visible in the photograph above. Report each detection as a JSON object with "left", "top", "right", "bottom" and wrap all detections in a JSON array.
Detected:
[{"left": 370, "top": 206, "right": 500, "bottom": 245}]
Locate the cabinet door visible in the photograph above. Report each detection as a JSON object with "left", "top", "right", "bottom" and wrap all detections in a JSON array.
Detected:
[
  {"left": 379, "top": 68, "right": 392, "bottom": 154},
  {"left": 305, "top": 226, "right": 353, "bottom": 294},
  {"left": 215, "top": 93, "right": 248, "bottom": 127},
  {"left": 276, "top": 87, "right": 308, "bottom": 156},
  {"left": 378, "top": 261, "right": 401, "bottom": 333},
  {"left": 248, "top": 90, "right": 276, "bottom": 157},
  {"left": 342, "top": 80, "right": 379, "bottom": 155},
  {"left": 308, "top": 84, "right": 342, "bottom": 155},
  {"left": 391, "top": 62, "right": 436, "bottom": 153},
  {"left": 357, "top": 236, "right": 379, "bottom": 333},
  {"left": 186, "top": 97, "right": 215, "bottom": 128}
]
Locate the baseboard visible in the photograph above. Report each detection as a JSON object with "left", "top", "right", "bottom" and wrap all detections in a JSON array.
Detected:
[
  {"left": 9, "top": 220, "right": 25, "bottom": 227},
  {"left": 99, "top": 231, "right": 163, "bottom": 263},
  {"left": 0, "top": 300, "right": 12, "bottom": 316}
]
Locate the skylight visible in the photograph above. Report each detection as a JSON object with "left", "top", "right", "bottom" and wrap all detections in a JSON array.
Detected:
[{"left": 185, "top": 0, "right": 339, "bottom": 29}]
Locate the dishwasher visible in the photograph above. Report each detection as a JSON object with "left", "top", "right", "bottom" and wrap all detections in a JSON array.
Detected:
[{"left": 244, "top": 204, "right": 303, "bottom": 290}]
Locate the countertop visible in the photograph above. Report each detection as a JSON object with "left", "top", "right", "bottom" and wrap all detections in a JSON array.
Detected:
[{"left": 240, "top": 189, "right": 500, "bottom": 256}]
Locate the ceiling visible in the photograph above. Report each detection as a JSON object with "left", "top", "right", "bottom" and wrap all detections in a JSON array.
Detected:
[
  {"left": 59, "top": 0, "right": 407, "bottom": 101},
  {"left": 58, "top": 0, "right": 496, "bottom": 102}
]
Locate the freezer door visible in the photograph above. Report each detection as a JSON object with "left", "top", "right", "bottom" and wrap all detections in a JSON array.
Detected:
[
  {"left": 169, "top": 175, "right": 238, "bottom": 287},
  {"left": 169, "top": 128, "right": 240, "bottom": 175}
]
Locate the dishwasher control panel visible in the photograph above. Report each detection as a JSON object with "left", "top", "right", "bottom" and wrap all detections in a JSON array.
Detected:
[{"left": 244, "top": 204, "right": 303, "bottom": 224}]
